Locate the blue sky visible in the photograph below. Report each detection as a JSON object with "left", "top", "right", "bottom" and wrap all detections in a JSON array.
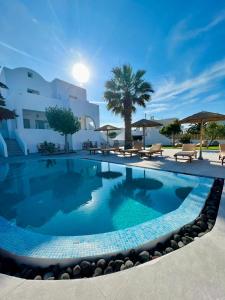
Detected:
[{"left": 0, "top": 0, "right": 225, "bottom": 126}]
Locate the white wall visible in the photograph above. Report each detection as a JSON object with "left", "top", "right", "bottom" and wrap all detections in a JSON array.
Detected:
[
  {"left": 72, "top": 130, "right": 106, "bottom": 149},
  {"left": 0, "top": 67, "right": 100, "bottom": 152},
  {"left": 18, "top": 129, "right": 65, "bottom": 153}
]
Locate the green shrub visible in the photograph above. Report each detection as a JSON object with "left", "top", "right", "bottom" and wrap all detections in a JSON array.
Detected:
[{"left": 179, "top": 133, "right": 191, "bottom": 144}]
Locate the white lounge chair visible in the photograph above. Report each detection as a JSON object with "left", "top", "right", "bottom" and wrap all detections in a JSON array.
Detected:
[
  {"left": 174, "top": 144, "right": 197, "bottom": 163},
  {"left": 138, "top": 143, "right": 163, "bottom": 158}
]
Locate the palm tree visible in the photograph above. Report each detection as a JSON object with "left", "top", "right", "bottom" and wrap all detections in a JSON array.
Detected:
[{"left": 104, "top": 65, "right": 154, "bottom": 149}]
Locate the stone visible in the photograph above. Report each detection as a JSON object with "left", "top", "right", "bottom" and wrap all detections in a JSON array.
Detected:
[
  {"left": 156, "top": 242, "right": 164, "bottom": 251},
  {"left": 104, "top": 266, "right": 113, "bottom": 275},
  {"left": 170, "top": 240, "right": 179, "bottom": 250},
  {"left": 20, "top": 268, "right": 34, "bottom": 279},
  {"left": 181, "top": 236, "right": 193, "bottom": 245},
  {"left": 52, "top": 264, "right": 60, "bottom": 276},
  {"left": 199, "top": 213, "right": 207, "bottom": 222},
  {"left": 208, "top": 219, "right": 215, "bottom": 225},
  {"left": 173, "top": 234, "right": 181, "bottom": 242},
  {"left": 198, "top": 232, "right": 205, "bottom": 238},
  {"left": 129, "top": 249, "right": 137, "bottom": 261},
  {"left": 73, "top": 265, "right": 81, "bottom": 277},
  {"left": 124, "top": 260, "right": 134, "bottom": 269},
  {"left": 93, "top": 267, "right": 103, "bottom": 277},
  {"left": 80, "top": 261, "right": 92, "bottom": 276},
  {"left": 178, "top": 241, "right": 184, "bottom": 248},
  {"left": 182, "top": 224, "right": 192, "bottom": 233},
  {"left": 153, "top": 251, "right": 162, "bottom": 257},
  {"left": 114, "top": 260, "right": 124, "bottom": 271},
  {"left": 138, "top": 251, "right": 150, "bottom": 262},
  {"left": 191, "top": 225, "right": 201, "bottom": 233},
  {"left": 43, "top": 272, "right": 54, "bottom": 280},
  {"left": 115, "top": 253, "right": 124, "bottom": 260},
  {"left": 96, "top": 259, "right": 106, "bottom": 269},
  {"left": 165, "top": 247, "right": 173, "bottom": 254},
  {"left": 208, "top": 222, "right": 214, "bottom": 230},
  {"left": 66, "top": 267, "right": 72, "bottom": 275},
  {"left": 190, "top": 231, "right": 198, "bottom": 238},
  {"left": 120, "top": 264, "right": 126, "bottom": 271},
  {"left": 108, "top": 260, "right": 115, "bottom": 268},
  {"left": 34, "top": 275, "right": 42, "bottom": 280},
  {"left": 196, "top": 220, "right": 207, "bottom": 231},
  {"left": 60, "top": 272, "right": 70, "bottom": 280},
  {"left": 47, "top": 276, "right": 55, "bottom": 280},
  {"left": 80, "top": 260, "right": 91, "bottom": 269}
]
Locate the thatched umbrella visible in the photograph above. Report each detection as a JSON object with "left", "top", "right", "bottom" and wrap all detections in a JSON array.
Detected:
[
  {"left": 97, "top": 162, "right": 122, "bottom": 179},
  {"left": 0, "top": 107, "right": 17, "bottom": 121},
  {"left": 180, "top": 111, "right": 225, "bottom": 159},
  {"left": 131, "top": 119, "right": 162, "bottom": 149},
  {"left": 95, "top": 124, "right": 120, "bottom": 145}
]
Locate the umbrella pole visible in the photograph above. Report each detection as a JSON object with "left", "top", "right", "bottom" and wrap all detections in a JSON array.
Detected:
[
  {"left": 107, "top": 130, "right": 109, "bottom": 146},
  {"left": 143, "top": 127, "right": 145, "bottom": 149},
  {"left": 198, "top": 121, "right": 204, "bottom": 160}
]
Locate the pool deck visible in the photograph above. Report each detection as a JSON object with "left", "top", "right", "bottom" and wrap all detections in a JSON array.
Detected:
[{"left": 0, "top": 149, "right": 225, "bottom": 300}]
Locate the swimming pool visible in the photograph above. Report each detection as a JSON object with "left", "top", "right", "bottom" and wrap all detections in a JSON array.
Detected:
[{"left": 0, "top": 158, "right": 213, "bottom": 261}]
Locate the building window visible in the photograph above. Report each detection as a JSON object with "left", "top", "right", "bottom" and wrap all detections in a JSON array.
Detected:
[
  {"left": 27, "top": 72, "right": 33, "bottom": 78},
  {"left": 35, "top": 120, "right": 46, "bottom": 129},
  {"left": 23, "top": 119, "right": 31, "bottom": 129},
  {"left": 27, "top": 88, "right": 40, "bottom": 95},
  {"left": 85, "top": 116, "right": 96, "bottom": 130},
  {"left": 69, "top": 95, "right": 77, "bottom": 100}
]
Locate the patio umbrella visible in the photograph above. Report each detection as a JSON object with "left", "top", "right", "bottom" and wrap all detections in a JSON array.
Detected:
[
  {"left": 95, "top": 124, "right": 120, "bottom": 145},
  {"left": 0, "top": 107, "right": 17, "bottom": 121},
  {"left": 180, "top": 111, "right": 225, "bottom": 160},
  {"left": 131, "top": 119, "right": 162, "bottom": 149},
  {"left": 97, "top": 162, "right": 122, "bottom": 179}
]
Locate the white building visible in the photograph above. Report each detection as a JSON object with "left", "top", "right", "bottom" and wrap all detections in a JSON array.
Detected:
[
  {"left": 0, "top": 67, "right": 104, "bottom": 157},
  {"left": 114, "top": 118, "right": 176, "bottom": 146}
]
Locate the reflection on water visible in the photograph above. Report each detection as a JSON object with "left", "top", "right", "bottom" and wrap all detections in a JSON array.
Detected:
[{"left": 0, "top": 159, "right": 197, "bottom": 236}]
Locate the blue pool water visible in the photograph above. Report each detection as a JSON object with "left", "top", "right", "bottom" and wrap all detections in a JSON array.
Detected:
[{"left": 0, "top": 158, "right": 200, "bottom": 237}]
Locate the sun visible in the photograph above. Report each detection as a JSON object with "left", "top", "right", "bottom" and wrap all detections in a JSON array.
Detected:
[{"left": 72, "top": 63, "right": 90, "bottom": 84}]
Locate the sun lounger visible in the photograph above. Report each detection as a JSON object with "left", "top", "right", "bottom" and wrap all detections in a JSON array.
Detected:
[
  {"left": 120, "top": 142, "right": 143, "bottom": 157},
  {"left": 138, "top": 143, "right": 163, "bottom": 158},
  {"left": 219, "top": 144, "right": 225, "bottom": 166},
  {"left": 100, "top": 147, "right": 120, "bottom": 155},
  {"left": 88, "top": 147, "right": 101, "bottom": 154},
  {"left": 174, "top": 144, "right": 197, "bottom": 163}
]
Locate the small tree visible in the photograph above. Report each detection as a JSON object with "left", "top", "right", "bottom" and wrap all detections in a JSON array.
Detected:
[
  {"left": 45, "top": 106, "right": 80, "bottom": 152},
  {"left": 160, "top": 119, "right": 182, "bottom": 146},
  {"left": 205, "top": 122, "right": 225, "bottom": 146},
  {"left": 179, "top": 133, "right": 191, "bottom": 144},
  {"left": 108, "top": 131, "right": 117, "bottom": 139},
  {"left": 0, "top": 81, "right": 17, "bottom": 121},
  {"left": 187, "top": 123, "right": 201, "bottom": 135}
]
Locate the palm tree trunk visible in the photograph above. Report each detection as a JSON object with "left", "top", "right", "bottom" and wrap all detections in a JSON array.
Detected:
[{"left": 124, "top": 99, "right": 132, "bottom": 149}]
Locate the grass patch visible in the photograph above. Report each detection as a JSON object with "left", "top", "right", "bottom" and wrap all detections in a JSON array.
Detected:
[{"left": 162, "top": 145, "right": 219, "bottom": 150}]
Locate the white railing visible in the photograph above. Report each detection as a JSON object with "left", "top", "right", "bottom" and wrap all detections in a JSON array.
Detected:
[
  {"left": 0, "top": 133, "right": 8, "bottom": 157},
  {"left": 14, "top": 130, "right": 28, "bottom": 155}
]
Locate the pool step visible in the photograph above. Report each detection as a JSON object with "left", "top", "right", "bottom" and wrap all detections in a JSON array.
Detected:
[{"left": 4, "top": 138, "right": 24, "bottom": 156}]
